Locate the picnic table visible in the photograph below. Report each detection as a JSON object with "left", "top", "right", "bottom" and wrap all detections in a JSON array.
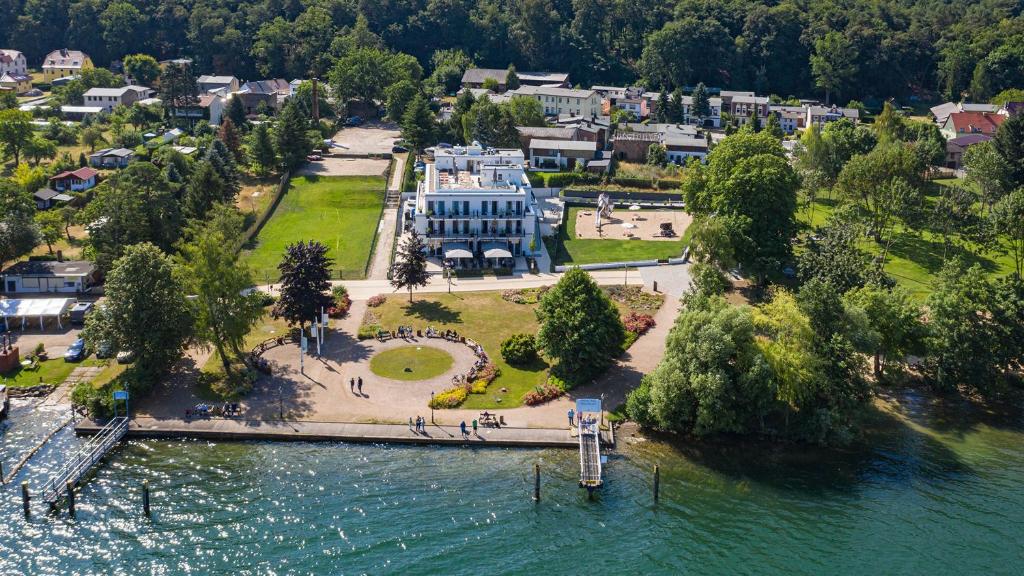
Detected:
[{"left": 478, "top": 411, "right": 499, "bottom": 427}]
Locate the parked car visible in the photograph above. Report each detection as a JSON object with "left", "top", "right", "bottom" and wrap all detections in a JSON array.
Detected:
[
  {"left": 95, "top": 340, "right": 113, "bottom": 359},
  {"left": 437, "top": 142, "right": 453, "bottom": 149},
  {"left": 64, "top": 338, "right": 86, "bottom": 362},
  {"left": 392, "top": 145, "right": 408, "bottom": 153},
  {"left": 344, "top": 116, "right": 363, "bottom": 126},
  {"left": 116, "top": 350, "right": 136, "bottom": 364},
  {"left": 69, "top": 301, "right": 93, "bottom": 325},
  {"left": 306, "top": 153, "right": 323, "bottom": 161}
]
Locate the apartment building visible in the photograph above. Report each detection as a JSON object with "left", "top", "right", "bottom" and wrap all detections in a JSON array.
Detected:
[{"left": 510, "top": 85, "right": 601, "bottom": 119}]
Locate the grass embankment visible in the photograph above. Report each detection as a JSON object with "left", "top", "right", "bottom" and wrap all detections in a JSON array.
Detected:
[
  {"left": 364, "top": 287, "right": 663, "bottom": 409},
  {"left": 0, "top": 357, "right": 104, "bottom": 388},
  {"left": 241, "top": 175, "right": 385, "bottom": 282},
  {"left": 545, "top": 206, "right": 689, "bottom": 266},
  {"left": 798, "top": 178, "right": 1017, "bottom": 300},
  {"left": 369, "top": 346, "right": 454, "bottom": 381}
]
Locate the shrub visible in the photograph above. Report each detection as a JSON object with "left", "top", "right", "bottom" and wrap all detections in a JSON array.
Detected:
[
  {"left": 500, "top": 333, "right": 537, "bottom": 365},
  {"left": 547, "top": 374, "right": 568, "bottom": 392},
  {"left": 522, "top": 383, "right": 564, "bottom": 406},
  {"left": 358, "top": 323, "right": 382, "bottom": 340},
  {"left": 429, "top": 385, "right": 468, "bottom": 408},
  {"left": 331, "top": 285, "right": 349, "bottom": 299},
  {"left": 470, "top": 379, "right": 488, "bottom": 394},
  {"left": 329, "top": 288, "right": 352, "bottom": 318},
  {"left": 252, "top": 290, "right": 276, "bottom": 308},
  {"left": 622, "top": 331, "right": 639, "bottom": 351},
  {"left": 367, "top": 294, "right": 387, "bottom": 307},
  {"left": 476, "top": 362, "right": 500, "bottom": 383},
  {"left": 34, "top": 342, "right": 46, "bottom": 356},
  {"left": 603, "top": 285, "right": 664, "bottom": 312},
  {"left": 611, "top": 176, "right": 654, "bottom": 189},
  {"left": 623, "top": 312, "right": 656, "bottom": 335},
  {"left": 500, "top": 286, "right": 550, "bottom": 304}
]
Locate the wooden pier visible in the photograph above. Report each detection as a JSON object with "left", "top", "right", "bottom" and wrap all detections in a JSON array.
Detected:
[
  {"left": 41, "top": 417, "right": 128, "bottom": 506},
  {"left": 578, "top": 419, "right": 604, "bottom": 490}
]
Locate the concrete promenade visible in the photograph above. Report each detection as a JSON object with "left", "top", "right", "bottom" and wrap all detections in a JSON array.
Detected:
[{"left": 76, "top": 416, "right": 613, "bottom": 448}]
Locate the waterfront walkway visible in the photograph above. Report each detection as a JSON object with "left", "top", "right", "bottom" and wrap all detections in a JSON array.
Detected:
[{"left": 76, "top": 416, "right": 612, "bottom": 448}]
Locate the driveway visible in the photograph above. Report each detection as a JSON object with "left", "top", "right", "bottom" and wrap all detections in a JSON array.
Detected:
[
  {"left": 331, "top": 123, "right": 402, "bottom": 156},
  {"left": 295, "top": 157, "right": 389, "bottom": 177}
]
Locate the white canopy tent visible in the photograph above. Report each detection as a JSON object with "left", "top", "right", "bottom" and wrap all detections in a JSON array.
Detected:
[
  {"left": 444, "top": 243, "right": 473, "bottom": 259},
  {"left": 482, "top": 242, "right": 513, "bottom": 259},
  {"left": 0, "top": 298, "right": 74, "bottom": 331}
]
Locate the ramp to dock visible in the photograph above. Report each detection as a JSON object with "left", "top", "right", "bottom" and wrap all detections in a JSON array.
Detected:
[
  {"left": 578, "top": 420, "right": 603, "bottom": 488},
  {"left": 41, "top": 416, "right": 128, "bottom": 505}
]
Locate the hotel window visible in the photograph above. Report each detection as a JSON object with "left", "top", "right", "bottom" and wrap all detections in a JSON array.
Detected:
[
  {"left": 481, "top": 201, "right": 487, "bottom": 215},
  {"left": 437, "top": 201, "right": 445, "bottom": 215},
  {"left": 427, "top": 200, "right": 434, "bottom": 213},
  {"left": 463, "top": 200, "right": 469, "bottom": 214}
]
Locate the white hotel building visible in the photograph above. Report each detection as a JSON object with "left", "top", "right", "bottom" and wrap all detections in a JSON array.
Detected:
[{"left": 411, "top": 145, "right": 539, "bottom": 268}]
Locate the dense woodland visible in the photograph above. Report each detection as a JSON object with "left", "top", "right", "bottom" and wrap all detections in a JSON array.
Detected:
[{"left": 3, "top": 0, "right": 1024, "bottom": 101}]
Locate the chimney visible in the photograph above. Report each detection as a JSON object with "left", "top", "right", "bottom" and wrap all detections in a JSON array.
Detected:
[{"left": 56, "top": 250, "right": 63, "bottom": 262}]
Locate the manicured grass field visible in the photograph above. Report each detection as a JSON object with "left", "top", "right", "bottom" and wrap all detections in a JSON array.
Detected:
[
  {"left": 1, "top": 357, "right": 104, "bottom": 388},
  {"left": 241, "top": 175, "right": 386, "bottom": 282},
  {"left": 369, "top": 346, "right": 454, "bottom": 381},
  {"left": 797, "top": 179, "right": 1017, "bottom": 300},
  {"left": 545, "top": 206, "right": 688, "bottom": 267}
]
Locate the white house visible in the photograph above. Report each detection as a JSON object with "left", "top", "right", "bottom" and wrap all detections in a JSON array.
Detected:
[
  {"left": 88, "top": 147, "right": 133, "bottom": 168},
  {"left": 82, "top": 85, "right": 153, "bottom": 112},
  {"left": 730, "top": 94, "right": 770, "bottom": 126},
  {"left": 528, "top": 139, "right": 598, "bottom": 171},
  {"left": 196, "top": 75, "right": 239, "bottom": 94},
  {"left": 510, "top": 85, "right": 601, "bottom": 119},
  {"left": 805, "top": 105, "right": 861, "bottom": 129},
  {"left": 1, "top": 259, "right": 98, "bottom": 294},
  {"left": 0, "top": 49, "right": 27, "bottom": 76},
  {"left": 412, "top": 144, "right": 539, "bottom": 268}
]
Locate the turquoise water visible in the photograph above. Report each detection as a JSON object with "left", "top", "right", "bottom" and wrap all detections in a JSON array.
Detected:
[{"left": 1, "top": 393, "right": 1023, "bottom": 575}]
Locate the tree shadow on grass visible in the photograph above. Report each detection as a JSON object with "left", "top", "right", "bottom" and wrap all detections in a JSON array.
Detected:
[
  {"left": 403, "top": 300, "right": 462, "bottom": 324},
  {"left": 886, "top": 233, "right": 1000, "bottom": 278}
]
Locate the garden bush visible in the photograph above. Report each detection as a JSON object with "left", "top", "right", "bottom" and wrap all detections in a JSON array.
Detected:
[
  {"left": 622, "top": 312, "right": 656, "bottom": 335},
  {"left": 252, "top": 290, "right": 276, "bottom": 308},
  {"left": 470, "top": 379, "right": 488, "bottom": 394},
  {"left": 429, "top": 384, "right": 468, "bottom": 408},
  {"left": 522, "top": 383, "right": 564, "bottom": 406},
  {"left": 357, "top": 323, "right": 382, "bottom": 340},
  {"left": 367, "top": 295, "right": 387, "bottom": 307},
  {"left": 603, "top": 285, "right": 664, "bottom": 312},
  {"left": 329, "top": 286, "right": 352, "bottom": 318},
  {"left": 500, "top": 334, "right": 537, "bottom": 365}
]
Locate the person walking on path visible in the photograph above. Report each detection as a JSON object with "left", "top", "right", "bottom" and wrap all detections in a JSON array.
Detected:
[
  {"left": 460, "top": 421, "right": 468, "bottom": 438},
  {"left": 567, "top": 408, "right": 575, "bottom": 427},
  {"left": 357, "top": 377, "right": 363, "bottom": 395},
  {"left": 350, "top": 378, "right": 355, "bottom": 393},
  {"left": 472, "top": 419, "right": 478, "bottom": 436},
  {"left": 409, "top": 416, "right": 414, "bottom": 431}
]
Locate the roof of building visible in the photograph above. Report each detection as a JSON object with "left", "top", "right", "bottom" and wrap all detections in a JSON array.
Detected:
[
  {"left": 1, "top": 259, "right": 95, "bottom": 277},
  {"left": 808, "top": 105, "right": 860, "bottom": 119},
  {"left": 43, "top": 49, "right": 89, "bottom": 68},
  {"left": 720, "top": 90, "right": 756, "bottom": 98},
  {"left": 731, "top": 94, "right": 770, "bottom": 105},
  {"left": 663, "top": 135, "right": 708, "bottom": 149},
  {"left": 60, "top": 105, "right": 104, "bottom": 114},
  {"left": 516, "top": 126, "right": 577, "bottom": 140},
  {"left": 461, "top": 68, "right": 569, "bottom": 85},
  {"left": 947, "top": 134, "right": 993, "bottom": 148},
  {"left": 960, "top": 103, "right": 998, "bottom": 113},
  {"left": 241, "top": 78, "right": 291, "bottom": 95},
  {"left": 528, "top": 139, "right": 597, "bottom": 152},
  {"left": 33, "top": 188, "right": 60, "bottom": 201},
  {"left": 512, "top": 85, "right": 595, "bottom": 99},
  {"left": 0, "top": 49, "right": 24, "bottom": 63},
  {"left": 90, "top": 147, "right": 133, "bottom": 158},
  {"left": 50, "top": 167, "right": 98, "bottom": 181},
  {"left": 0, "top": 73, "right": 30, "bottom": 83},
  {"left": 83, "top": 87, "right": 129, "bottom": 98},
  {"left": 946, "top": 111, "right": 1006, "bottom": 133},
  {"left": 197, "top": 75, "right": 236, "bottom": 84},
  {"left": 197, "top": 93, "right": 223, "bottom": 108}
]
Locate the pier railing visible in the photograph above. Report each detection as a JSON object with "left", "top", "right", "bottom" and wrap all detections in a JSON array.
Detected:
[
  {"left": 40, "top": 416, "right": 128, "bottom": 505},
  {"left": 578, "top": 421, "right": 603, "bottom": 489}
]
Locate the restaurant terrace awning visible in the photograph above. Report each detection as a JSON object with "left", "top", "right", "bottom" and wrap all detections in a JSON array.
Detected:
[
  {"left": 482, "top": 242, "right": 512, "bottom": 259},
  {"left": 444, "top": 242, "right": 473, "bottom": 259},
  {"left": 0, "top": 298, "right": 74, "bottom": 330}
]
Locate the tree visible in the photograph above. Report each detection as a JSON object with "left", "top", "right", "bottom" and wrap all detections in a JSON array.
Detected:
[
  {"left": 82, "top": 242, "right": 192, "bottom": 380},
  {"left": 0, "top": 181, "right": 39, "bottom": 268},
  {"left": 836, "top": 143, "right": 924, "bottom": 239},
  {"left": 60, "top": 205, "right": 77, "bottom": 241},
  {"left": 275, "top": 241, "right": 333, "bottom": 329},
  {"left": 183, "top": 162, "right": 227, "bottom": 220},
  {"left": 655, "top": 90, "right": 670, "bottom": 123},
  {"left": 764, "top": 112, "right": 784, "bottom": 139},
  {"left": 639, "top": 18, "right": 732, "bottom": 89},
  {"left": 24, "top": 135, "right": 57, "bottom": 166},
  {"left": 158, "top": 62, "right": 198, "bottom": 121},
  {"left": 328, "top": 47, "right": 422, "bottom": 106},
  {"left": 248, "top": 123, "right": 277, "bottom": 176},
  {"left": 385, "top": 79, "right": 419, "bottom": 122},
  {"left": 427, "top": 49, "right": 474, "bottom": 95},
  {"left": 646, "top": 143, "right": 667, "bottom": 166},
  {"left": 100, "top": 2, "right": 146, "bottom": 60},
  {"left": 994, "top": 113, "right": 1024, "bottom": 187},
  {"left": 400, "top": 94, "right": 435, "bottom": 151},
  {"left": 536, "top": 268, "right": 626, "bottom": 384},
  {"left": 993, "top": 188, "right": 1024, "bottom": 279},
  {"left": 177, "top": 206, "right": 263, "bottom": 379},
  {"left": 691, "top": 82, "right": 711, "bottom": 125},
  {"left": 626, "top": 293, "right": 774, "bottom": 436},
  {"left": 811, "top": 31, "right": 858, "bottom": 104},
  {"left": 798, "top": 209, "right": 875, "bottom": 293},
  {"left": 80, "top": 126, "right": 106, "bottom": 153},
  {"left": 505, "top": 64, "right": 521, "bottom": 90},
  {"left": 35, "top": 210, "right": 63, "bottom": 254},
  {"left": 217, "top": 118, "right": 243, "bottom": 163},
  {"left": 0, "top": 109, "right": 33, "bottom": 165},
  {"left": 844, "top": 285, "right": 923, "bottom": 378},
  {"left": 274, "top": 100, "right": 312, "bottom": 171},
  {"left": 964, "top": 141, "right": 1012, "bottom": 211},
  {"left": 668, "top": 88, "right": 683, "bottom": 123},
  {"left": 123, "top": 53, "right": 160, "bottom": 85},
  {"left": 227, "top": 95, "right": 247, "bottom": 128},
  {"left": 505, "top": 96, "right": 545, "bottom": 127},
  {"left": 390, "top": 230, "right": 429, "bottom": 302}
]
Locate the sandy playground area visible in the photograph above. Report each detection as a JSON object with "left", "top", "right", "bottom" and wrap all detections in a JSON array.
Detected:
[{"left": 575, "top": 209, "right": 692, "bottom": 241}]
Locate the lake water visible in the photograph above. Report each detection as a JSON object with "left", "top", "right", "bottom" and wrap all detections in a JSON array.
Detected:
[{"left": 1, "top": 393, "right": 1022, "bottom": 575}]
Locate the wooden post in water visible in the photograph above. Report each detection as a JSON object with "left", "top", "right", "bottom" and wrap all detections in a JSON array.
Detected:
[
  {"left": 66, "top": 481, "right": 75, "bottom": 517},
  {"left": 21, "top": 481, "right": 30, "bottom": 517},
  {"left": 533, "top": 464, "right": 540, "bottom": 502},
  {"left": 653, "top": 465, "right": 660, "bottom": 502},
  {"left": 0, "top": 460, "right": 5, "bottom": 485},
  {"left": 142, "top": 480, "right": 150, "bottom": 516}
]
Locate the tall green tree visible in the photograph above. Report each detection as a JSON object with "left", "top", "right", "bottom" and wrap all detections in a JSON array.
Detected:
[
  {"left": 844, "top": 284, "right": 923, "bottom": 378},
  {"left": 536, "top": 268, "right": 626, "bottom": 384},
  {"left": 275, "top": 241, "right": 334, "bottom": 329},
  {"left": 248, "top": 122, "right": 277, "bottom": 176},
  {"left": 400, "top": 94, "right": 436, "bottom": 151},
  {"left": 505, "top": 64, "right": 521, "bottom": 90},
  {"left": 810, "top": 31, "right": 858, "bottom": 104},
  {"left": 34, "top": 210, "right": 63, "bottom": 255},
  {"left": 994, "top": 113, "right": 1024, "bottom": 187},
  {"left": 0, "top": 181, "right": 38, "bottom": 268},
  {"left": 123, "top": 53, "right": 160, "bottom": 86},
  {"left": 390, "top": 230, "right": 429, "bottom": 302},
  {"left": 274, "top": 100, "right": 312, "bottom": 171},
  {"left": 691, "top": 82, "right": 711, "bottom": 124},
  {"left": 227, "top": 96, "right": 247, "bottom": 128},
  {"left": 993, "top": 188, "right": 1024, "bottom": 279},
  {"left": 0, "top": 109, "right": 33, "bottom": 166},
  {"left": 159, "top": 62, "right": 199, "bottom": 121}
]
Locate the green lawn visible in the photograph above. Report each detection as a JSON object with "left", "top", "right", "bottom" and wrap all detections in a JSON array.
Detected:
[
  {"left": 241, "top": 175, "right": 386, "bottom": 282},
  {"left": 1, "top": 357, "right": 104, "bottom": 388},
  {"left": 545, "top": 206, "right": 688, "bottom": 267},
  {"left": 369, "top": 346, "right": 454, "bottom": 381},
  {"left": 797, "top": 180, "right": 1017, "bottom": 300}
]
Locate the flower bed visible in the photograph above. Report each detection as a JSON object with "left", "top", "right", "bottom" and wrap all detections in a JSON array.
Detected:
[
  {"left": 623, "top": 312, "right": 656, "bottom": 335},
  {"left": 522, "top": 383, "right": 564, "bottom": 406},
  {"left": 603, "top": 285, "right": 664, "bottom": 312},
  {"left": 367, "top": 294, "right": 386, "bottom": 307}
]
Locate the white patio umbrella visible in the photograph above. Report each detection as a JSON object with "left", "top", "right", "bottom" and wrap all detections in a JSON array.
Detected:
[
  {"left": 622, "top": 222, "right": 637, "bottom": 229},
  {"left": 629, "top": 204, "right": 642, "bottom": 211}
]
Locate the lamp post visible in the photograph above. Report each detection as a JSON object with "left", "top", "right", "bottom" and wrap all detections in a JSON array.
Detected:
[
  {"left": 430, "top": 391, "right": 435, "bottom": 424},
  {"left": 443, "top": 260, "right": 453, "bottom": 294}
]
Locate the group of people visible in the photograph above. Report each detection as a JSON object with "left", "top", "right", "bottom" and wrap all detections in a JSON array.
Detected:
[
  {"left": 412, "top": 415, "right": 428, "bottom": 433},
  {"left": 567, "top": 408, "right": 598, "bottom": 430},
  {"left": 349, "top": 376, "right": 364, "bottom": 395},
  {"left": 186, "top": 403, "right": 240, "bottom": 419},
  {"left": 425, "top": 327, "right": 461, "bottom": 341}
]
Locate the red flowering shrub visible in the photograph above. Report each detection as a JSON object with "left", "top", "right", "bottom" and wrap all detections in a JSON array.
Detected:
[{"left": 622, "top": 312, "right": 655, "bottom": 335}]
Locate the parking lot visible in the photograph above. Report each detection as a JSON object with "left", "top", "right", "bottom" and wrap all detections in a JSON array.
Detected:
[
  {"left": 330, "top": 122, "right": 402, "bottom": 156},
  {"left": 295, "top": 157, "right": 390, "bottom": 177}
]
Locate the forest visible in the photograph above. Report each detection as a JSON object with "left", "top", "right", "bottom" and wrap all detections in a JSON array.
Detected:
[{"left": 2, "top": 0, "right": 1023, "bottom": 102}]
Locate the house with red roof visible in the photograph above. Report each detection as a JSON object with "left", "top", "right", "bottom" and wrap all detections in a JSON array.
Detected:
[
  {"left": 941, "top": 111, "right": 1006, "bottom": 140},
  {"left": 945, "top": 134, "right": 992, "bottom": 170},
  {"left": 49, "top": 167, "right": 98, "bottom": 192}
]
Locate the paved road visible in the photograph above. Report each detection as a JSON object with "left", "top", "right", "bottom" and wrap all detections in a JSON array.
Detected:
[{"left": 366, "top": 153, "right": 406, "bottom": 280}]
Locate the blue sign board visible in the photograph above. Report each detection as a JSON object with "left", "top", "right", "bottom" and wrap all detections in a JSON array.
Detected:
[
  {"left": 576, "top": 398, "right": 602, "bottom": 414},
  {"left": 113, "top": 390, "right": 128, "bottom": 400}
]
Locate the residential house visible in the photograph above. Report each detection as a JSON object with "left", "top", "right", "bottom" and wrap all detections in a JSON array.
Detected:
[
  {"left": 1, "top": 259, "right": 98, "bottom": 294},
  {"left": 528, "top": 139, "right": 598, "bottom": 171},
  {"left": 146, "top": 128, "right": 184, "bottom": 148},
  {"left": 88, "top": 147, "right": 133, "bottom": 169},
  {"left": 663, "top": 134, "right": 709, "bottom": 164},
  {"left": 82, "top": 85, "right": 153, "bottom": 113},
  {"left": 945, "top": 134, "right": 992, "bottom": 170},
  {"left": 594, "top": 86, "right": 648, "bottom": 119},
  {"left": 510, "top": 85, "right": 601, "bottom": 119},
  {"left": 171, "top": 92, "right": 226, "bottom": 125},
  {"left": 461, "top": 68, "right": 569, "bottom": 91},
  {"left": 412, "top": 144, "right": 539, "bottom": 267},
  {"left": 49, "top": 167, "right": 98, "bottom": 192},
  {"left": 197, "top": 75, "right": 239, "bottom": 94},
  {"left": 571, "top": 119, "right": 610, "bottom": 150},
  {"left": 729, "top": 94, "right": 770, "bottom": 126},
  {"left": 236, "top": 78, "right": 290, "bottom": 114},
  {"left": 612, "top": 131, "right": 661, "bottom": 162},
  {"left": 769, "top": 106, "right": 806, "bottom": 134},
  {"left": 931, "top": 101, "right": 1000, "bottom": 125},
  {"left": 515, "top": 126, "right": 577, "bottom": 154},
  {"left": 612, "top": 126, "right": 708, "bottom": 163},
  {"left": 941, "top": 111, "right": 1006, "bottom": 139},
  {"left": 0, "top": 49, "right": 27, "bottom": 76},
  {"left": 806, "top": 105, "right": 860, "bottom": 129},
  {"left": 642, "top": 92, "right": 723, "bottom": 127},
  {"left": 719, "top": 90, "right": 755, "bottom": 111},
  {"left": 0, "top": 73, "right": 31, "bottom": 94},
  {"left": 41, "top": 49, "right": 92, "bottom": 81},
  {"left": 32, "top": 188, "right": 73, "bottom": 209}
]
